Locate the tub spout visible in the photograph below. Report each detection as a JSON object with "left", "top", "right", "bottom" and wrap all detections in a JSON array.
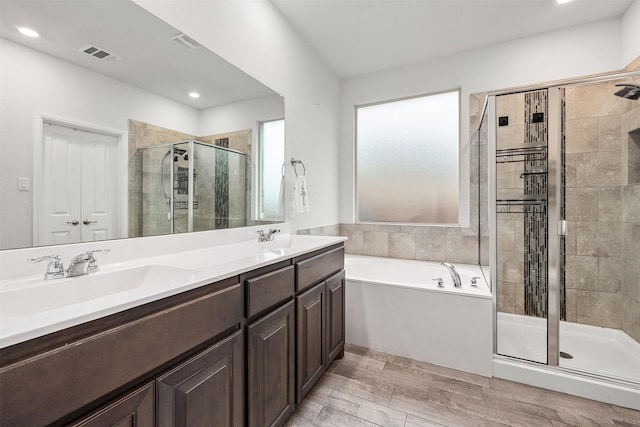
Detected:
[{"left": 441, "top": 262, "right": 462, "bottom": 288}]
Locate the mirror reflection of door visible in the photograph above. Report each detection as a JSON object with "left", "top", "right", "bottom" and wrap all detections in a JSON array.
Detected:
[{"left": 37, "top": 122, "right": 118, "bottom": 246}]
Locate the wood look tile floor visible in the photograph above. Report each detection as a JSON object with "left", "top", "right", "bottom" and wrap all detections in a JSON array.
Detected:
[{"left": 284, "top": 345, "right": 640, "bottom": 427}]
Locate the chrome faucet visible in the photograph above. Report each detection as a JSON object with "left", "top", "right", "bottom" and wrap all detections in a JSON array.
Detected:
[
  {"left": 257, "top": 228, "right": 280, "bottom": 242},
  {"left": 66, "top": 249, "right": 110, "bottom": 277},
  {"left": 28, "top": 254, "right": 65, "bottom": 280},
  {"left": 441, "top": 262, "right": 462, "bottom": 288}
]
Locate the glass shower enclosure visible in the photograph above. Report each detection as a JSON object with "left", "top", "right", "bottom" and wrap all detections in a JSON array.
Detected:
[
  {"left": 138, "top": 140, "right": 246, "bottom": 236},
  {"left": 485, "top": 72, "right": 640, "bottom": 387}
]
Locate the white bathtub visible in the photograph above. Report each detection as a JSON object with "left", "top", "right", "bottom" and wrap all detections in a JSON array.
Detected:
[{"left": 345, "top": 255, "right": 494, "bottom": 376}]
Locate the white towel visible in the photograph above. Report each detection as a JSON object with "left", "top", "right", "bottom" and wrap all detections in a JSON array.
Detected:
[{"left": 295, "top": 175, "right": 309, "bottom": 213}]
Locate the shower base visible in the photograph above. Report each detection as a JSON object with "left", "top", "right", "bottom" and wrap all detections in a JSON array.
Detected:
[
  {"left": 496, "top": 312, "right": 640, "bottom": 409},
  {"left": 497, "top": 312, "right": 640, "bottom": 382}
]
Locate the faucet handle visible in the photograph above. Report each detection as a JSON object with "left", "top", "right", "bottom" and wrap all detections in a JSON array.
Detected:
[
  {"left": 28, "top": 254, "right": 65, "bottom": 280},
  {"left": 471, "top": 276, "right": 481, "bottom": 287},
  {"left": 85, "top": 249, "right": 110, "bottom": 273},
  {"left": 432, "top": 277, "right": 444, "bottom": 288}
]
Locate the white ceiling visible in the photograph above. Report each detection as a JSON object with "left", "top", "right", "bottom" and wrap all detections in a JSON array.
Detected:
[
  {"left": 270, "top": 0, "right": 634, "bottom": 78},
  {"left": 0, "top": 1, "right": 276, "bottom": 110}
]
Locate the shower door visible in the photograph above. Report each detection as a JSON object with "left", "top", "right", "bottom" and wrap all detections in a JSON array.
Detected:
[
  {"left": 490, "top": 75, "right": 640, "bottom": 384},
  {"left": 489, "top": 88, "right": 562, "bottom": 365}
]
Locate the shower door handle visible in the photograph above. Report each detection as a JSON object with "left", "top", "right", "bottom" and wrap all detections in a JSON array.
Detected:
[
  {"left": 558, "top": 220, "right": 567, "bottom": 236},
  {"left": 83, "top": 219, "right": 98, "bottom": 225}
]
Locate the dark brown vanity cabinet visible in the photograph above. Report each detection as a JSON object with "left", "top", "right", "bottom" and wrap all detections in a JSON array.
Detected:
[
  {"left": 246, "top": 301, "right": 295, "bottom": 427},
  {"left": 325, "top": 270, "right": 346, "bottom": 363},
  {"left": 156, "top": 330, "right": 244, "bottom": 427},
  {"left": 295, "top": 269, "right": 345, "bottom": 403},
  {"left": 296, "top": 282, "right": 327, "bottom": 401},
  {"left": 70, "top": 382, "right": 155, "bottom": 427},
  {"left": 0, "top": 242, "right": 345, "bottom": 427}
]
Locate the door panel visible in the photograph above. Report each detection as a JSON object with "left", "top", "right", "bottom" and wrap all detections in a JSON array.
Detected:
[
  {"left": 40, "top": 123, "right": 82, "bottom": 245},
  {"left": 81, "top": 131, "right": 118, "bottom": 242},
  {"left": 39, "top": 122, "right": 119, "bottom": 245}
]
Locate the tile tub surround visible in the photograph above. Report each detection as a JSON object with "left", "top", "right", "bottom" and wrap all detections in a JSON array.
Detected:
[{"left": 283, "top": 345, "right": 640, "bottom": 426}]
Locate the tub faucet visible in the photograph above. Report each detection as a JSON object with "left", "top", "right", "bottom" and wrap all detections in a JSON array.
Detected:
[{"left": 441, "top": 262, "right": 462, "bottom": 288}]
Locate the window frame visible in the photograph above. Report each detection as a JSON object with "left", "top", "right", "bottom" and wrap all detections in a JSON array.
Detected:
[
  {"left": 256, "top": 118, "right": 285, "bottom": 222},
  {"left": 354, "top": 89, "right": 462, "bottom": 226}
]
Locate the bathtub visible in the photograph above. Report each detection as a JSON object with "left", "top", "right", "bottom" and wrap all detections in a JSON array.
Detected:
[{"left": 345, "top": 255, "right": 493, "bottom": 376}]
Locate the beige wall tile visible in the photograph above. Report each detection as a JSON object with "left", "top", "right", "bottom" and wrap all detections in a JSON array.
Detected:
[
  {"left": 565, "top": 118, "right": 598, "bottom": 153},
  {"left": 415, "top": 231, "right": 446, "bottom": 262},
  {"left": 565, "top": 188, "right": 599, "bottom": 221},
  {"left": 623, "top": 297, "right": 640, "bottom": 342},
  {"left": 388, "top": 233, "right": 416, "bottom": 259},
  {"left": 565, "top": 289, "right": 577, "bottom": 323},
  {"left": 576, "top": 221, "right": 622, "bottom": 258},
  {"left": 363, "top": 231, "right": 389, "bottom": 257},
  {"left": 574, "top": 82, "right": 626, "bottom": 119},
  {"left": 445, "top": 234, "right": 478, "bottom": 264},
  {"left": 598, "top": 187, "right": 622, "bottom": 222},
  {"left": 565, "top": 255, "right": 598, "bottom": 291},
  {"left": 598, "top": 115, "right": 622, "bottom": 152},
  {"left": 622, "top": 184, "right": 640, "bottom": 224},
  {"left": 622, "top": 258, "right": 640, "bottom": 302},
  {"left": 497, "top": 251, "right": 523, "bottom": 283},
  {"left": 576, "top": 291, "right": 622, "bottom": 329},
  {"left": 576, "top": 151, "right": 621, "bottom": 188},
  {"left": 497, "top": 281, "right": 515, "bottom": 314},
  {"left": 598, "top": 257, "right": 622, "bottom": 293}
]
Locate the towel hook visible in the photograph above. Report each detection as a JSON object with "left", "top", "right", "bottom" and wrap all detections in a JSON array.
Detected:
[{"left": 291, "top": 158, "right": 306, "bottom": 177}]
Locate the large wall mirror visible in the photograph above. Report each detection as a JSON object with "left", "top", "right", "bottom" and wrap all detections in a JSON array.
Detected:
[{"left": 0, "top": 0, "right": 285, "bottom": 250}]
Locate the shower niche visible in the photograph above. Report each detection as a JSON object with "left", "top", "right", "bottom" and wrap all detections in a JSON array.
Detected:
[{"left": 139, "top": 140, "right": 246, "bottom": 236}]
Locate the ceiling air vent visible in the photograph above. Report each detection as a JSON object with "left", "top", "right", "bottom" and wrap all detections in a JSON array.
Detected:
[
  {"left": 171, "top": 33, "right": 201, "bottom": 50},
  {"left": 79, "top": 45, "right": 122, "bottom": 63}
]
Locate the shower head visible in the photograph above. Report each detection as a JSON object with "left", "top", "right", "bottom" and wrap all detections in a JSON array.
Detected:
[{"left": 614, "top": 82, "right": 640, "bottom": 100}]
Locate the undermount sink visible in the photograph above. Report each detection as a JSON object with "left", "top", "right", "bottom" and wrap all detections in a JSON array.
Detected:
[{"left": 0, "top": 265, "right": 198, "bottom": 318}]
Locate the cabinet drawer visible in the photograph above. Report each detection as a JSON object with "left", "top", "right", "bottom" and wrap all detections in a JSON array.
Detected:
[
  {"left": 245, "top": 266, "right": 294, "bottom": 318},
  {"left": 296, "top": 246, "right": 344, "bottom": 292},
  {"left": 0, "top": 282, "right": 242, "bottom": 427}
]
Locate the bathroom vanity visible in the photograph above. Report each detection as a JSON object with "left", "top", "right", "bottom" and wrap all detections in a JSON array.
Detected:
[{"left": 0, "top": 234, "right": 345, "bottom": 427}]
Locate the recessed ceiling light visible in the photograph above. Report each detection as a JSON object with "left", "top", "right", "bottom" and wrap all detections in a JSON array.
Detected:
[
  {"left": 556, "top": 0, "right": 573, "bottom": 4},
  {"left": 18, "top": 27, "right": 39, "bottom": 38},
  {"left": 188, "top": 92, "right": 200, "bottom": 98}
]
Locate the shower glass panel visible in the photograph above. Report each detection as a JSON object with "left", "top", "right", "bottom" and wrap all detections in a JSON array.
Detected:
[
  {"left": 492, "top": 90, "right": 550, "bottom": 365},
  {"left": 490, "top": 73, "right": 640, "bottom": 384},
  {"left": 139, "top": 140, "right": 247, "bottom": 237},
  {"left": 559, "top": 78, "right": 640, "bottom": 383}
]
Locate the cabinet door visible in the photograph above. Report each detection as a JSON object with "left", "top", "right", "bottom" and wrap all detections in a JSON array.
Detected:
[
  {"left": 69, "top": 382, "right": 154, "bottom": 427},
  {"left": 247, "top": 301, "right": 295, "bottom": 427},
  {"left": 157, "top": 330, "right": 243, "bottom": 427},
  {"left": 295, "top": 281, "right": 326, "bottom": 403},
  {"left": 326, "top": 270, "right": 346, "bottom": 364}
]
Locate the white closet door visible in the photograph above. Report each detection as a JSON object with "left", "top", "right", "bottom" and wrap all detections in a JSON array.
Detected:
[
  {"left": 39, "top": 123, "right": 119, "bottom": 245},
  {"left": 40, "top": 123, "right": 83, "bottom": 245},
  {"left": 80, "top": 131, "right": 118, "bottom": 242}
]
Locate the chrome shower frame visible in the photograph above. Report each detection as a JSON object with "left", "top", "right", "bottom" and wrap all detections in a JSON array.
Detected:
[{"left": 484, "top": 69, "right": 640, "bottom": 369}]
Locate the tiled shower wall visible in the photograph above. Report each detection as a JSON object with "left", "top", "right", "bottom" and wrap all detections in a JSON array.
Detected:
[
  {"left": 128, "top": 120, "right": 251, "bottom": 237},
  {"left": 564, "top": 81, "right": 640, "bottom": 340},
  {"left": 128, "top": 120, "right": 196, "bottom": 237}
]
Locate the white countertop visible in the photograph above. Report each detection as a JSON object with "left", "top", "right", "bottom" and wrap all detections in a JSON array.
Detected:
[{"left": 0, "top": 234, "right": 346, "bottom": 349}]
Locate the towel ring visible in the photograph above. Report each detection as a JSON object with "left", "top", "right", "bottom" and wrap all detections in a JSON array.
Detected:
[{"left": 291, "top": 158, "right": 306, "bottom": 177}]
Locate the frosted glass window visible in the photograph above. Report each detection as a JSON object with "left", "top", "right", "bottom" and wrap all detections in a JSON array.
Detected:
[
  {"left": 258, "top": 119, "right": 285, "bottom": 220},
  {"left": 356, "top": 91, "right": 459, "bottom": 224}
]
